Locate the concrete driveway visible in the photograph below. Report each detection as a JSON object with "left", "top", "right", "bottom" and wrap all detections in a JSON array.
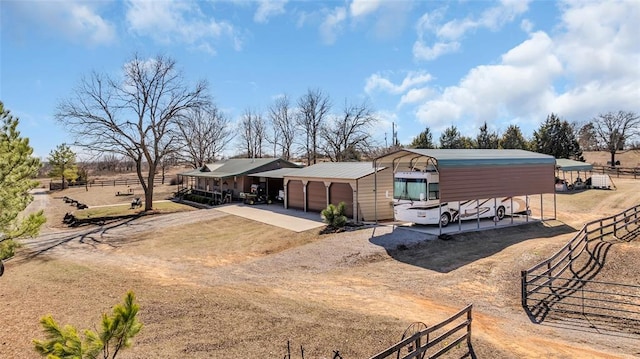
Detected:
[{"left": 214, "top": 203, "right": 325, "bottom": 232}]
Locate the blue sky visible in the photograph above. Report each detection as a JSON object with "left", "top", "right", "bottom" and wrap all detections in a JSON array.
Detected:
[{"left": 1, "top": 0, "right": 639, "bottom": 159}]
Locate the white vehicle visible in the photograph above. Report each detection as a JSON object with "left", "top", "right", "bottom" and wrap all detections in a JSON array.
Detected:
[{"left": 393, "top": 170, "right": 528, "bottom": 226}]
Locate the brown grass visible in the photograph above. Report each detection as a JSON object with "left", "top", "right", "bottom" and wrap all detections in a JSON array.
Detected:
[{"left": 3, "top": 176, "right": 640, "bottom": 358}]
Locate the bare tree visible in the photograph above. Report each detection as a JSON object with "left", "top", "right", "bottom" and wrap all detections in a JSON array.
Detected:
[
  {"left": 268, "top": 95, "right": 297, "bottom": 160},
  {"left": 177, "top": 105, "right": 234, "bottom": 168},
  {"left": 320, "top": 100, "right": 378, "bottom": 162},
  {"left": 238, "top": 108, "right": 267, "bottom": 158},
  {"left": 297, "top": 88, "right": 331, "bottom": 165},
  {"left": 56, "top": 54, "right": 209, "bottom": 211},
  {"left": 98, "top": 153, "right": 121, "bottom": 173},
  {"left": 590, "top": 111, "right": 640, "bottom": 166}
]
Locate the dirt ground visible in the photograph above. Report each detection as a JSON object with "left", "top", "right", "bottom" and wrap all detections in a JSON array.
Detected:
[{"left": 2, "top": 176, "right": 640, "bottom": 358}]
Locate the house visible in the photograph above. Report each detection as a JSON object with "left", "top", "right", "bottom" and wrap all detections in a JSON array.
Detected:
[{"left": 178, "top": 158, "right": 300, "bottom": 202}]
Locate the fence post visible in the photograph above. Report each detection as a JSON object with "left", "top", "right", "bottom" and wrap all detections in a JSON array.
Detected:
[
  {"left": 467, "top": 305, "right": 472, "bottom": 348},
  {"left": 521, "top": 270, "right": 528, "bottom": 307}
]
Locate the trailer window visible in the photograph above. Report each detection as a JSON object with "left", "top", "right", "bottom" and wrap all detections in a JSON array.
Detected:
[
  {"left": 394, "top": 177, "right": 427, "bottom": 201},
  {"left": 428, "top": 183, "right": 439, "bottom": 200}
]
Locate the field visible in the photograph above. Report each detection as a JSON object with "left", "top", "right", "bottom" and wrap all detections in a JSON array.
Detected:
[{"left": 2, "top": 175, "right": 640, "bottom": 358}]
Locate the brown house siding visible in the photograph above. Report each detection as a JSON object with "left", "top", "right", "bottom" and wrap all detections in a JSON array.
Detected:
[{"left": 439, "top": 164, "right": 554, "bottom": 202}]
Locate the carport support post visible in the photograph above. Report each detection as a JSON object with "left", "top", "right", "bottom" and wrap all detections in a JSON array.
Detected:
[
  {"left": 476, "top": 199, "right": 480, "bottom": 229},
  {"left": 283, "top": 179, "right": 288, "bottom": 209},
  {"left": 494, "top": 197, "right": 498, "bottom": 227}
]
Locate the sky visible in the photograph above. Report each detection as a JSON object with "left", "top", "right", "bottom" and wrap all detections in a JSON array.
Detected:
[{"left": 1, "top": 0, "right": 639, "bottom": 160}]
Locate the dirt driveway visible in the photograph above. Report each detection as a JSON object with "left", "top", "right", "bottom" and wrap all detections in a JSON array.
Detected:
[{"left": 2, "top": 180, "right": 640, "bottom": 358}]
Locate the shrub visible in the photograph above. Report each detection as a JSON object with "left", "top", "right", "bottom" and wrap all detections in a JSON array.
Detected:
[
  {"left": 33, "top": 291, "right": 142, "bottom": 359},
  {"left": 321, "top": 202, "right": 348, "bottom": 229},
  {"left": 0, "top": 239, "right": 20, "bottom": 260}
]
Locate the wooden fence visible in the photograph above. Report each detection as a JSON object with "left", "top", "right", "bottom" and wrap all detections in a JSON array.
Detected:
[
  {"left": 521, "top": 204, "right": 640, "bottom": 323},
  {"left": 49, "top": 177, "right": 166, "bottom": 190},
  {"left": 591, "top": 165, "right": 640, "bottom": 179},
  {"left": 369, "top": 304, "right": 473, "bottom": 359}
]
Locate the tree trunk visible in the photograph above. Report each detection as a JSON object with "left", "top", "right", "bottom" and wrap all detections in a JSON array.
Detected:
[
  {"left": 610, "top": 151, "right": 616, "bottom": 167},
  {"left": 145, "top": 164, "right": 156, "bottom": 211}
]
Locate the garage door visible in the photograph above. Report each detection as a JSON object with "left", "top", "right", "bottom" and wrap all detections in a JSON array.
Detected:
[
  {"left": 287, "top": 180, "right": 304, "bottom": 210},
  {"left": 307, "top": 181, "right": 327, "bottom": 212},
  {"left": 330, "top": 182, "right": 353, "bottom": 217}
]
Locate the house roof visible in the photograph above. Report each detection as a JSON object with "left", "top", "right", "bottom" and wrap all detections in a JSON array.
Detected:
[
  {"left": 374, "top": 149, "right": 555, "bottom": 168},
  {"left": 250, "top": 167, "right": 301, "bottom": 179},
  {"left": 285, "top": 162, "right": 384, "bottom": 180},
  {"left": 556, "top": 158, "right": 593, "bottom": 172},
  {"left": 180, "top": 158, "right": 300, "bottom": 178}
]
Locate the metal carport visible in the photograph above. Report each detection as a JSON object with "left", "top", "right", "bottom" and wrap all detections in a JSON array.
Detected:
[{"left": 373, "top": 149, "right": 557, "bottom": 234}]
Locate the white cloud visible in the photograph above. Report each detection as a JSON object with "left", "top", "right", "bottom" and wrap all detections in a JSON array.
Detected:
[
  {"left": 415, "top": 31, "right": 563, "bottom": 135},
  {"left": 409, "top": 0, "right": 640, "bottom": 139},
  {"left": 365, "top": 71, "right": 433, "bottom": 95},
  {"left": 400, "top": 88, "right": 433, "bottom": 106},
  {"left": 520, "top": 19, "right": 534, "bottom": 33},
  {"left": 125, "top": 0, "right": 242, "bottom": 53},
  {"left": 319, "top": 6, "right": 347, "bottom": 44},
  {"left": 414, "top": 0, "right": 531, "bottom": 61},
  {"left": 350, "top": 0, "right": 382, "bottom": 18},
  {"left": 6, "top": 1, "right": 116, "bottom": 46},
  {"left": 254, "top": 0, "right": 288, "bottom": 23},
  {"left": 412, "top": 41, "right": 460, "bottom": 60}
]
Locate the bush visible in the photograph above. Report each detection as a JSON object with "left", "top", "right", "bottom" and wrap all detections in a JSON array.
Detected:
[
  {"left": 0, "top": 239, "right": 20, "bottom": 260},
  {"left": 321, "top": 202, "right": 348, "bottom": 229}
]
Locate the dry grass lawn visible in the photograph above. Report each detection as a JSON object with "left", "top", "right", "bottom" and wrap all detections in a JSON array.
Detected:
[{"left": 2, "top": 173, "right": 640, "bottom": 358}]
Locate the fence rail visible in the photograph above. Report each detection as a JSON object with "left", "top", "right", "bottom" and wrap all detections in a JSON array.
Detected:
[
  {"left": 591, "top": 165, "right": 640, "bottom": 179},
  {"left": 49, "top": 177, "right": 167, "bottom": 190},
  {"left": 521, "top": 204, "right": 640, "bottom": 324},
  {"left": 369, "top": 304, "right": 472, "bottom": 359}
]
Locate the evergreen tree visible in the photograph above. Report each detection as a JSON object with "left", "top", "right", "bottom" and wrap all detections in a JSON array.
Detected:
[
  {"left": 500, "top": 124, "right": 529, "bottom": 149},
  {"left": 0, "top": 102, "right": 46, "bottom": 260},
  {"left": 439, "top": 125, "right": 472, "bottom": 149},
  {"left": 34, "top": 291, "right": 142, "bottom": 359},
  {"left": 409, "top": 127, "right": 435, "bottom": 149},
  {"left": 533, "top": 113, "right": 583, "bottom": 160},
  {"left": 48, "top": 143, "right": 78, "bottom": 189},
  {"left": 476, "top": 121, "right": 499, "bottom": 149}
]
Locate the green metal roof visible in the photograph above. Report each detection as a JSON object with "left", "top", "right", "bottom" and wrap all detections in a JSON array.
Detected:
[
  {"left": 285, "top": 162, "right": 384, "bottom": 180},
  {"left": 250, "top": 168, "right": 301, "bottom": 179},
  {"left": 556, "top": 158, "right": 593, "bottom": 172},
  {"left": 374, "top": 149, "right": 555, "bottom": 168},
  {"left": 179, "top": 158, "right": 300, "bottom": 178}
]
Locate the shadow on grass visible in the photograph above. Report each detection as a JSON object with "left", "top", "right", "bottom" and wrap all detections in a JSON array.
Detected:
[
  {"left": 369, "top": 221, "right": 577, "bottom": 273},
  {"left": 11, "top": 215, "right": 147, "bottom": 263}
]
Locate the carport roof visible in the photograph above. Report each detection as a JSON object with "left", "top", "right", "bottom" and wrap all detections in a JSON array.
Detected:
[
  {"left": 374, "top": 149, "right": 555, "bottom": 168},
  {"left": 286, "top": 162, "right": 385, "bottom": 180},
  {"left": 556, "top": 158, "right": 593, "bottom": 172}
]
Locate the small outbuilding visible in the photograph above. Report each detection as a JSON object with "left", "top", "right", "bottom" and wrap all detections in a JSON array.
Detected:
[{"left": 282, "top": 162, "right": 394, "bottom": 222}]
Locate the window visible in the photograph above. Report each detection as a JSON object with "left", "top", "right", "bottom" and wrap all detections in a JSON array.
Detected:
[
  {"left": 428, "top": 183, "right": 439, "bottom": 200},
  {"left": 394, "top": 177, "right": 427, "bottom": 201}
]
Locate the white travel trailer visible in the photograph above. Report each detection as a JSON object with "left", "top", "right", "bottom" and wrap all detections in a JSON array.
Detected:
[{"left": 393, "top": 169, "right": 528, "bottom": 226}]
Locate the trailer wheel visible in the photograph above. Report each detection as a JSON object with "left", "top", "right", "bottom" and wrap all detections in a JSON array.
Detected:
[
  {"left": 0, "top": 259, "right": 4, "bottom": 277},
  {"left": 440, "top": 213, "right": 450, "bottom": 227},
  {"left": 496, "top": 206, "right": 506, "bottom": 220}
]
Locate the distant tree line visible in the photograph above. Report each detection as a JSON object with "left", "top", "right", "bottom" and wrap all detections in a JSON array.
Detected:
[{"left": 408, "top": 111, "right": 639, "bottom": 165}]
